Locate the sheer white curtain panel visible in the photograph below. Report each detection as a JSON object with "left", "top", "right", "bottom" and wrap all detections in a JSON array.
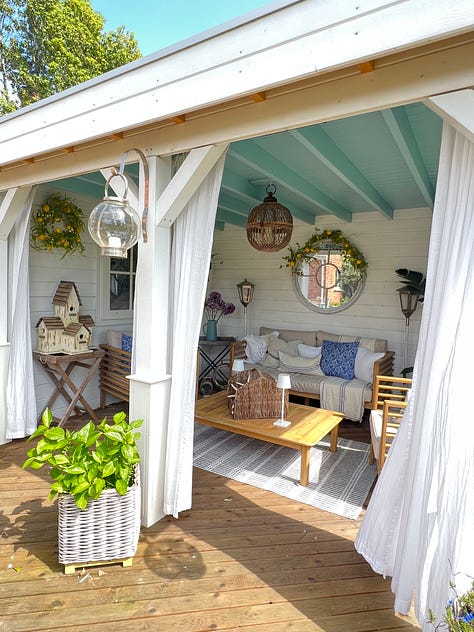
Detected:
[
  {"left": 6, "top": 188, "right": 38, "bottom": 439},
  {"left": 163, "top": 152, "right": 227, "bottom": 517},
  {"left": 355, "top": 124, "right": 474, "bottom": 629}
]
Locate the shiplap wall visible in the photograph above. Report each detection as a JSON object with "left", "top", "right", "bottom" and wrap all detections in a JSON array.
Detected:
[
  {"left": 29, "top": 184, "right": 432, "bottom": 417},
  {"left": 210, "top": 209, "right": 432, "bottom": 375},
  {"left": 29, "top": 185, "right": 131, "bottom": 418}
]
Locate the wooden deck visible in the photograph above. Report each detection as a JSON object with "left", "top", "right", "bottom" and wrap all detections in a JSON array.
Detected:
[{"left": 0, "top": 403, "right": 420, "bottom": 631}]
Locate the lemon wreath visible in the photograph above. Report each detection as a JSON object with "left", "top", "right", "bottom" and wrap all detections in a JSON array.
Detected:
[
  {"left": 31, "top": 193, "right": 85, "bottom": 257},
  {"left": 282, "top": 228, "right": 368, "bottom": 274}
]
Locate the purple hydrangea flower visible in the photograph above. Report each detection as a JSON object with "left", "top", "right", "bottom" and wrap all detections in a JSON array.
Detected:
[{"left": 203, "top": 291, "right": 235, "bottom": 322}]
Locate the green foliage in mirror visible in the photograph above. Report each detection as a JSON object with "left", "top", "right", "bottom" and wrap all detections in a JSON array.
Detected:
[{"left": 282, "top": 228, "right": 368, "bottom": 274}]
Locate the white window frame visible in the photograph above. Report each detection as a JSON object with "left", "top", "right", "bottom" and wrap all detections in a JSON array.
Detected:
[{"left": 97, "top": 245, "right": 137, "bottom": 322}]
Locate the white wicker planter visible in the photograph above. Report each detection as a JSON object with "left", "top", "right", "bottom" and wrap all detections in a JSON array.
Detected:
[{"left": 58, "top": 466, "right": 140, "bottom": 569}]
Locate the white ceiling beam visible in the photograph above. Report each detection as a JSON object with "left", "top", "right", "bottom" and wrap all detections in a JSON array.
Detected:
[
  {"left": 290, "top": 127, "right": 394, "bottom": 219},
  {"left": 1, "top": 0, "right": 473, "bottom": 167},
  {"left": 0, "top": 187, "right": 33, "bottom": 239},
  {"left": 426, "top": 89, "right": 474, "bottom": 143},
  {"left": 381, "top": 107, "right": 435, "bottom": 207},
  {"left": 156, "top": 144, "right": 228, "bottom": 227},
  {"left": 230, "top": 145, "right": 352, "bottom": 222}
]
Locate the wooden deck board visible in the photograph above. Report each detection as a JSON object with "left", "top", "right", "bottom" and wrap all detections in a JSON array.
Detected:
[{"left": 0, "top": 403, "right": 420, "bottom": 631}]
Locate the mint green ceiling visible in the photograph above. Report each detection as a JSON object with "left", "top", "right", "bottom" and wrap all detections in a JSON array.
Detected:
[{"left": 50, "top": 101, "right": 442, "bottom": 229}]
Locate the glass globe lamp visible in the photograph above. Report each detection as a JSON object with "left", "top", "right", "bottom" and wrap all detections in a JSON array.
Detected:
[{"left": 88, "top": 173, "right": 141, "bottom": 258}]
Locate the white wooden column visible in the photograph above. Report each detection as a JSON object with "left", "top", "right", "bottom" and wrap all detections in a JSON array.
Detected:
[{"left": 127, "top": 156, "right": 172, "bottom": 527}]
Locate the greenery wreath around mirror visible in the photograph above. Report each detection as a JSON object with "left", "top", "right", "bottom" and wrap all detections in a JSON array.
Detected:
[
  {"left": 30, "top": 193, "right": 85, "bottom": 258},
  {"left": 282, "top": 229, "right": 367, "bottom": 313}
]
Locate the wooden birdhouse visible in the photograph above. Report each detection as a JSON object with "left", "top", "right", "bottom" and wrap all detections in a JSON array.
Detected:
[
  {"left": 53, "top": 281, "right": 81, "bottom": 327},
  {"left": 62, "top": 323, "right": 91, "bottom": 354},
  {"left": 36, "top": 281, "right": 95, "bottom": 354},
  {"left": 36, "top": 317, "right": 64, "bottom": 354}
]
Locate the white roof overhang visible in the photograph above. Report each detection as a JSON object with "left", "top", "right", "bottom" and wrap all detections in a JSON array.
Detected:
[{"left": 0, "top": 0, "right": 473, "bottom": 190}]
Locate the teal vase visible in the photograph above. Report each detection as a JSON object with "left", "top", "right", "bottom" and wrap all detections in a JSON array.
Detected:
[{"left": 204, "top": 319, "right": 217, "bottom": 341}]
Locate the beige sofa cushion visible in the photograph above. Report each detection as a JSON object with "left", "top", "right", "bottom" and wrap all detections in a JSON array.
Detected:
[
  {"left": 316, "top": 330, "right": 387, "bottom": 353},
  {"left": 259, "top": 326, "right": 317, "bottom": 347}
]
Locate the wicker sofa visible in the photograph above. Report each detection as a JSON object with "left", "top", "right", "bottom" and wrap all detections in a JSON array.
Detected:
[{"left": 232, "top": 327, "right": 394, "bottom": 421}]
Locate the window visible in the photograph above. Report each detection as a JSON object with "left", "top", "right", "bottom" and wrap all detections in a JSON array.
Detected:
[{"left": 99, "top": 244, "right": 138, "bottom": 321}]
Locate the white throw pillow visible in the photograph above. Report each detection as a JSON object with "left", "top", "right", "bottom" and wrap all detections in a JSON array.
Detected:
[
  {"left": 244, "top": 331, "right": 278, "bottom": 364},
  {"left": 298, "top": 343, "right": 322, "bottom": 359},
  {"left": 279, "top": 350, "right": 324, "bottom": 375},
  {"left": 354, "top": 347, "right": 384, "bottom": 383}
]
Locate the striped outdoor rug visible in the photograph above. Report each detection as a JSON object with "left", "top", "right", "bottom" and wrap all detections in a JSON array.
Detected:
[{"left": 193, "top": 425, "right": 377, "bottom": 520}]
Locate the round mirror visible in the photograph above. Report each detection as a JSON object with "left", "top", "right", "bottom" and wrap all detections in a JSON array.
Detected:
[{"left": 293, "top": 241, "right": 366, "bottom": 313}]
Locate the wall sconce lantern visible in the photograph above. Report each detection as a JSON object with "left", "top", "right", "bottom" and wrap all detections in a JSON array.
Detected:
[
  {"left": 88, "top": 148, "right": 149, "bottom": 258},
  {"left": 246, "top": 184, "right": 293, "bottom": 252},
  {"left": 397, "top": 286, "right": 421, "bottom": 372},
  {"left": 236, "top": 278, "right": 255, "bottom": 336}
]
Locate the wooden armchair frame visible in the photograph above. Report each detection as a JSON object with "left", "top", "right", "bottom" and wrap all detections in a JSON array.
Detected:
[{"left": 369, "top": 375, "right": 412, "bottom": 472}]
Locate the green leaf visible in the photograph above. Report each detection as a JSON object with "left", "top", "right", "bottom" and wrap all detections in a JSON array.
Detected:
[
  {"left": 74, "top": 492, "right": 89, "bottom": 510},
  {"left": 93, "top": 478, "right": 105, "bottom": 497},
  {"left": 120, "top": 444, "right": 135, "bottom": 462},
  {"left": 22, "top": 457, "right": 43, "bottom": 469},
  {"left": 44, "top": 427, "right": 65, "bottom": 441},
  {"left": 64, "top": 465, "right": 85, "bottom": 475},
  {"left": 42, "top": 408, "right": 53, "bottom": 427},
  {"left": 73, "top": 480, "right": 90, "bottom": 494},
  {"left": 102, "top": 461, "right": 115, "bottom": 477},
  {"left": 115, "top": 479, "right": 128, "bottom": 495},
  {"left": 52, "top": 454, "right": 69, "bottom": 465},
  {"left": 104, "top": 430, "right": 123, "bottom": 442}
]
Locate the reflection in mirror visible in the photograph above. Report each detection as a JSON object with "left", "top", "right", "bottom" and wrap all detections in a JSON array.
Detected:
[{"left": 293, "top": 242, "right": 365, "bottom": 313}]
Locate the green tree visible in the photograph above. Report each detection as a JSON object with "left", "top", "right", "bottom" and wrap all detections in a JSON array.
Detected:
[{"left": 0, "top": 0, "right": 141, "bottom": 115}]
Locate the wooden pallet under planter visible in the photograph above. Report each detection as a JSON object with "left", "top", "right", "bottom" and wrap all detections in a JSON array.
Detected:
[{"left": 58, "top": 466, "right": 141, "bottom": 574}]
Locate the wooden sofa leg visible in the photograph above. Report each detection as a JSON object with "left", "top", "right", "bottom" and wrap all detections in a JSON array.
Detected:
[{"left": 368, "top": 443, "right": 375, "bottom": 465}]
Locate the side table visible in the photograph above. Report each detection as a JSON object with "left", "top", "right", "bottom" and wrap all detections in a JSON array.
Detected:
[
  {"left": 197, "top": 337, "right": 236, "bottom": 396},
  {"left": 33, "top": 348, "right": 105, "bottom": 426}
]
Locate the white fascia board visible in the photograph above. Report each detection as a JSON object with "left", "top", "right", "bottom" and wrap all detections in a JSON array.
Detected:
[
  {"left": 1, "top": 0, "right": 473, "bottom": 166},
  {"left": 0, "top": 39, "right": 473, "bottom": 192}
]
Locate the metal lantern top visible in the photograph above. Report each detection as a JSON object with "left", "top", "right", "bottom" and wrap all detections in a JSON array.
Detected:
[{"left": 246, "top": 184, "right": 293, "bottom": 252}]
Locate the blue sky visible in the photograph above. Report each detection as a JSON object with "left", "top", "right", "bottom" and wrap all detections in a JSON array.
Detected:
[{"left": 90, "top": 0, "right": 275, "bottom": 56}]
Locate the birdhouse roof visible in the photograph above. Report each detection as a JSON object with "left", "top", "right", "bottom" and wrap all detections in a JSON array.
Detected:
[
  {"left": 79, "top": 314, "right": 95, "bottom": 327},
  {"left": 63, "top": 322, "right": 90, "bottom": 337},
  {"left": 52, "top": 281, "right": 82, "bottom": 306},
  {"left": 36, "top": 316, "right": 64, "bottom": 329}
]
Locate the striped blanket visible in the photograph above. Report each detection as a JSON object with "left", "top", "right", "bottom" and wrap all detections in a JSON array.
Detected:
[{"left": 320, "top": 376, "right": 371, "bottom": 422}]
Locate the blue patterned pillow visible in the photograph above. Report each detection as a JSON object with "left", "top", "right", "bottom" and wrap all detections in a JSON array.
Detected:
[
  {"left": 321, "top": 340, "right": 359, "bottom": 379},
  {"left": 121, "top": 333, "right": 133, "bottom": 352}
]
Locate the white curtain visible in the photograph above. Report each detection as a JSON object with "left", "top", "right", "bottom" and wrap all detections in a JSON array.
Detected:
[
  {"left": 6, "top": 188, "right": 38, "bottom": 439},
  {"left": 163, "top": 151, "right": 227, "bottom": 517},
  {"left": 355, "top": 124, "right": 474, "bottom": 629}
]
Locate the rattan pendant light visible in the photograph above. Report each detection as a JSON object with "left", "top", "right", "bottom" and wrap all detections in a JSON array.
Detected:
[{"left": 246, "top": 184, "right": 293, "bottom": 252}]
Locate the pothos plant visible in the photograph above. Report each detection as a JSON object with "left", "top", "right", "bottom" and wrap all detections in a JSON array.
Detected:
[{"left": 23, "top": 409, "right": 142, "bottom": 510}]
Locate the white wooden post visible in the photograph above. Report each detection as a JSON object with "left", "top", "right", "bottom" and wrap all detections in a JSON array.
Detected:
[{"left": 127, "top": 156, "right": 172, "bottom": 527}]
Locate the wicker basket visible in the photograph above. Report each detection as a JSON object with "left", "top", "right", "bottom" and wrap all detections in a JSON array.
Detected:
[
  {"left": 58, "top": 466, "right": 141, "bottom": 565},
  {"left": 227, "top": 368, "right": 288, "bottom": 419}
]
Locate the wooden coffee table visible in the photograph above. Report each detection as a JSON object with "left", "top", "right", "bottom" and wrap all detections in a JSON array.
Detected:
[{"left": 194, "top": 391, "right": 344, "bottom": 486}]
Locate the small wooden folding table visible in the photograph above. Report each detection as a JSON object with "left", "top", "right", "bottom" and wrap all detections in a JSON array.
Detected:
[{"left": 33, "top": 348, "right": 105, "bottom": 426}]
